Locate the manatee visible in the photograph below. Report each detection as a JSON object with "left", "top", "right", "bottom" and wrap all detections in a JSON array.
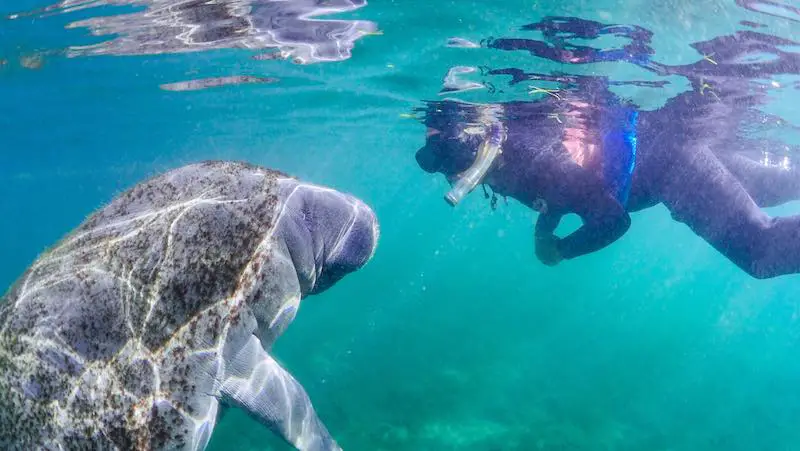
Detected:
[{"left": 0, "top": 160, "right": 379, "bottom": 450}]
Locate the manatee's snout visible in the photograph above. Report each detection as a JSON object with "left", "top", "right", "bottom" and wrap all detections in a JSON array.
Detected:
[
  {"left": 277, "top": 179, "right": 379, "bottom": 296},
  {"left": 312, "top": 193, "right": 379, "bottom": 295}
]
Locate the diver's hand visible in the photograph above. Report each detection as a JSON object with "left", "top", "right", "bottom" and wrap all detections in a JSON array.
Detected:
[{"left": 535, "top": 235, "right": 563, "bottom": 266}]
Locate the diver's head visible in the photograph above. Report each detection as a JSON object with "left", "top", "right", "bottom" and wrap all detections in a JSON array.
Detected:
[
  {"left": 414, "top": 100, "right": 505, "bottom": 206},
  {"left": 415, "top": 100, "right": 488, "bottom": 177}
]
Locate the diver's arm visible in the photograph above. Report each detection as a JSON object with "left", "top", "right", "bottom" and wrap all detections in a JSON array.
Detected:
[
  {"left": 534, "top": 210, "right": 563, "bottom": 237},
  {"left": 556, "top": 188, "right": 631, "bottom": 259},
  {"left": 534, "top": 211, "right": 565, "bottom": 266},
  {"left": 530, "top": 156, "right": 631, "bottom": 261}
]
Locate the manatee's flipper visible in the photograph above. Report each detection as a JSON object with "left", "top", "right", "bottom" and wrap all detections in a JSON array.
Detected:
[{"left": 219, "top": 335, "right": 340, "bottom": 451}]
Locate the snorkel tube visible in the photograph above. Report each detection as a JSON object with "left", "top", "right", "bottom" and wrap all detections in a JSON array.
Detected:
[{"left": 444, "top": 106, "right": 506, "bottom": 207}]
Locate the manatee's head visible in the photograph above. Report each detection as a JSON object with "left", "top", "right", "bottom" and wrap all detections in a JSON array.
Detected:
[
  {"left": 275, "top": 179, "right": 380, "bottom": 297},
  {"left": 415, "top": 100, "right": 491, "bottom": 180}
]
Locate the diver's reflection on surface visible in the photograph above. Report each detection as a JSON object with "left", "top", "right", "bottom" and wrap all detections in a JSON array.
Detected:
[{"left": 9, "top": 0, "right": 377, "bottom": 64}]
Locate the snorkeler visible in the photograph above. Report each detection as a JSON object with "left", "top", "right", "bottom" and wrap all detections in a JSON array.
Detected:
[
  {"left": 415, "top": 92, "right": 800, "bottom": 280},
  {"left": 416, "top": 13, "right": 800, "bottom": 280}
]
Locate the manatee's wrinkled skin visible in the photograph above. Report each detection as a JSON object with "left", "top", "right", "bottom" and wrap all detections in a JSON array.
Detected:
[{"left": 0, "top": 161, "right": 379, "bottom": 451}]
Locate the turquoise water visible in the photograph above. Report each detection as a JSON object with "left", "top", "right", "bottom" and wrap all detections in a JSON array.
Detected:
[{"left": 3, "top": 0, "right": 800, "bottom": 449}]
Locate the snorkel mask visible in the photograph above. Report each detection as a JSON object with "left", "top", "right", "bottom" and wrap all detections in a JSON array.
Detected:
[{"left": 444, "top": 104, "right": 506, "bottom": 207}]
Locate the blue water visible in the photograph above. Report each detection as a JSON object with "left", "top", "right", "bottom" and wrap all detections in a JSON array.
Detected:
[{"left": 3, "top": 0, "right": 800, "bottom": 449}]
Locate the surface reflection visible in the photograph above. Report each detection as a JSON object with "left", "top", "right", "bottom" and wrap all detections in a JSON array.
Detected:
[{"left": 9, "top": 0, "right": 377, "bottom": 64}]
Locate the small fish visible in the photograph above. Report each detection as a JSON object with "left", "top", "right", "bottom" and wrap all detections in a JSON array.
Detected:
[{"left": 160, "top": 75, "right": 279, "bottom": 92}]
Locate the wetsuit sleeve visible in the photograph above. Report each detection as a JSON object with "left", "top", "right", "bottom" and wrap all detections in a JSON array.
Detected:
[
  {"left": 534, "top": 163, "right": 632, "bottom": 260},
  {"left": 534, "top": 210, "right": 563, "bottom": 237},
  {"left": 556, "top": 192, "right": 631, "bottom": 259}
]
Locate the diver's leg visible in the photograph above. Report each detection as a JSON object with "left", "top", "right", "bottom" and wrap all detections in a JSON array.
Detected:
[
  {"left": 219, "top": 334, "right": 340, "bottom": 451},
  {"left": 659, "top": 145, "right": 800, "bottom": 279},
  {"left": 717, "top": 152, "right": 800, "bottom": 208}
]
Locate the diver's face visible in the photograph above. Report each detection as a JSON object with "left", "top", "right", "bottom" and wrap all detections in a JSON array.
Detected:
[{"left": 415, "top": 123, "right": 484, "bottom": 179}]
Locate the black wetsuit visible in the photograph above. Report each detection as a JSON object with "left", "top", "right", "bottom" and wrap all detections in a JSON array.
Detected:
[{"left": 416, "top": 93, "right": 800, "bottom": 279}]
